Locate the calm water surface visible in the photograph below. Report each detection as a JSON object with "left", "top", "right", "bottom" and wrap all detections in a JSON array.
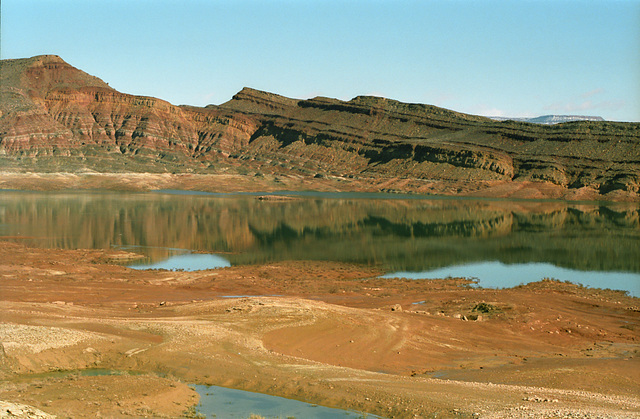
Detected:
[
  {"left": 193, "top": 385, "right": 380, "bottom": 418},
  {"left": 128, "top": 253, "right": 231, "bottom": 271},
  {"left": 383, "top": 261, "right": 640, "bottom": 297},
  {"left": 1, "top": 190, "right": 638, "bottom": 296}
]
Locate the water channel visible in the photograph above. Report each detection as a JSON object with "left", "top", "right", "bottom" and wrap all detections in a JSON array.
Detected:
[{"left": 14, "top": 369, "right": 375, "bottom": 418}]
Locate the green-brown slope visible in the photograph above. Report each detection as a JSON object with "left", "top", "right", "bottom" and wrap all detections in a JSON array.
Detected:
[{"left": 221, "top": 87, "right": 639, "bottom": 194}]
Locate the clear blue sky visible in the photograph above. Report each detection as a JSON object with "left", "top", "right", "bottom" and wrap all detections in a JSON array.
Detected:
[{"left": 2, "top": 0, "right": 639, "bottom": 121}]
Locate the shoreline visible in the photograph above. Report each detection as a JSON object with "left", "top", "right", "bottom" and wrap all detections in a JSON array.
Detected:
[
  {"left": 1, "top": 241, "right": 639, "bottom": 417},
  {"left": 1, "top": 172, "right": 638, "bottom": 203}
]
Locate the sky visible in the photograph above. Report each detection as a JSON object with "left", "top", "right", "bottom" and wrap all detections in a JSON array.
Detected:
[{"left": 2, "top": 0, "right": 639, "bottom": 122}]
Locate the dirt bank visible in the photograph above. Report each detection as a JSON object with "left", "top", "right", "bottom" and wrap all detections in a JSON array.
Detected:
[
  {"left": 0, "top": 241, "right": 639, "bottom": 418},
  {"left": 1, "top": 172, "right": 636, "bottom": 202}
]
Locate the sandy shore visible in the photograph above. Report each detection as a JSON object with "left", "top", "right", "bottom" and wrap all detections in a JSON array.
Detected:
[
  {"left": 1, "top": 171, "right": 636, "bottom": 202},
  {"left": 0, "top": 241, "right": 639, "bottom": 418}
]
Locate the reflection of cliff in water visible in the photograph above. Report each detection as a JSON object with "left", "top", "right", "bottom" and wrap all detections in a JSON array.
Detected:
[{"left": 0, "top": 192, "right": 638, "bottom": 272}]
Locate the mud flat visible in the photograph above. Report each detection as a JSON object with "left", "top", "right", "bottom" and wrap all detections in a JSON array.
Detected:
[{"left": 1, "top": 241, "right": 639, "bottom": 418}]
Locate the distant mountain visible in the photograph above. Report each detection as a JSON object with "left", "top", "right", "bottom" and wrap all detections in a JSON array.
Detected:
[
  {"left": 1, "top": 55, "right": 639, "bottom": 200},
  {"left": 489, "top": 115, "right": 606, "bottom": 124}
]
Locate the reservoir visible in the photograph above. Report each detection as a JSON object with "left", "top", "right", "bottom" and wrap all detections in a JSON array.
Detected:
[{"left": 0, "top": 190, "right": 638, "bottom": 296}]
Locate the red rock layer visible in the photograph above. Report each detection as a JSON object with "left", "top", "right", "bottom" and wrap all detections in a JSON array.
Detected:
[{"left": 1, "top": 55, "right": 638, "bottom": 199}]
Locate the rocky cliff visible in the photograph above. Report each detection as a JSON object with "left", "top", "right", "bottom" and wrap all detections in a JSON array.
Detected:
[{"left": 1, "top": 55, "right": 639, "bottom": 200}]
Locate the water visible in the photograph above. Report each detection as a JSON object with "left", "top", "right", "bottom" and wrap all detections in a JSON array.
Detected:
[
  {"left": 384, "top": 261, "right": 640, "bottom": 297},
  {"left": 0, "top": 190, "right": 638, "bottom": 296},
  {"left": 128, "top": 253, "right": 231, "bottom": 271},
  {"left": 16, "top": 369, "right": 373, "bottom": 418},
  {"left": 193, "top": 385, "right": 380, "bottom": 418}
]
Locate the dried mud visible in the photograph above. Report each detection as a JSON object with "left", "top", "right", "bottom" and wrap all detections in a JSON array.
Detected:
[{"left": 0, "top": 241, "right": 639, "bottom": 418}]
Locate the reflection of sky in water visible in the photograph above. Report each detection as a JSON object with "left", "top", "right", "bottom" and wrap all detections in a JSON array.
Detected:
[
  {"left": 129, "top": 254, "right": 640, "bottom": 297},
  {"left": 193, "top": 385, "right": 380, "bottom": 418},
  {"left": 128, "top": 253, "right": 230, "bottom": 271},
  {"left": 382, "top": 262, "right": 640, "bottom": 297}
]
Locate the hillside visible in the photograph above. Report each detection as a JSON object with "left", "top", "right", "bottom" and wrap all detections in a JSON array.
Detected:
[{"left": 1, "top": 55, "right": 639, "bottom": 200}]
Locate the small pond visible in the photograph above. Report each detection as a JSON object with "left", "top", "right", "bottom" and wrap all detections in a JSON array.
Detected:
[
  {"left": 128, "top": 253, "right": 231, "bottom": 271},
  {"left": 193, "top": 384, "right": 381, "bottom": 418},
  {"left": 382, "top": 261, "right": 640, "bottom": 297}
]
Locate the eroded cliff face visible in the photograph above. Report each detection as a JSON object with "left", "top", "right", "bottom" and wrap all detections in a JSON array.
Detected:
[
  {"left": 0, "top": 56, "right": 262, "bottom": 171},
  {"left": 1, "top": 55, "right": 639, "bottom": 199},
  {"left": 220, "top": 87, "right": 639, "bottom": 195}
]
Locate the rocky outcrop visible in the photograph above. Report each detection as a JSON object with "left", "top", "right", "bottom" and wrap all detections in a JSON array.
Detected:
[
  {"left": 1, "top": 55, "right": 639, "bottom": 199},
  {"left": 221, "top": 87, "right": 299, "bottom": 114},
  {"left": 0, "top": 401, "right": 56, "bottom": 419}
]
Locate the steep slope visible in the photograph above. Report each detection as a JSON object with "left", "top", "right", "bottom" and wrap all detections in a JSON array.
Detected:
[
  {"left": 0, "top": 55, "right": 259, "bottom": 172},
  {"left": 1, "top": 55, "right": 639, "bottom": 200},
  {"left": 219, "top": 87, "right": 639, "bottom": 194}
]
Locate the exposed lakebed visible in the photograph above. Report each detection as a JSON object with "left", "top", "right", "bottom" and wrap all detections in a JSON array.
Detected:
[
  {"left": 1, "top": 190, "right": 639, "bottom": 418},
  {"left": 1, "top": 190, "right": 638, "bottom": 296}
]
